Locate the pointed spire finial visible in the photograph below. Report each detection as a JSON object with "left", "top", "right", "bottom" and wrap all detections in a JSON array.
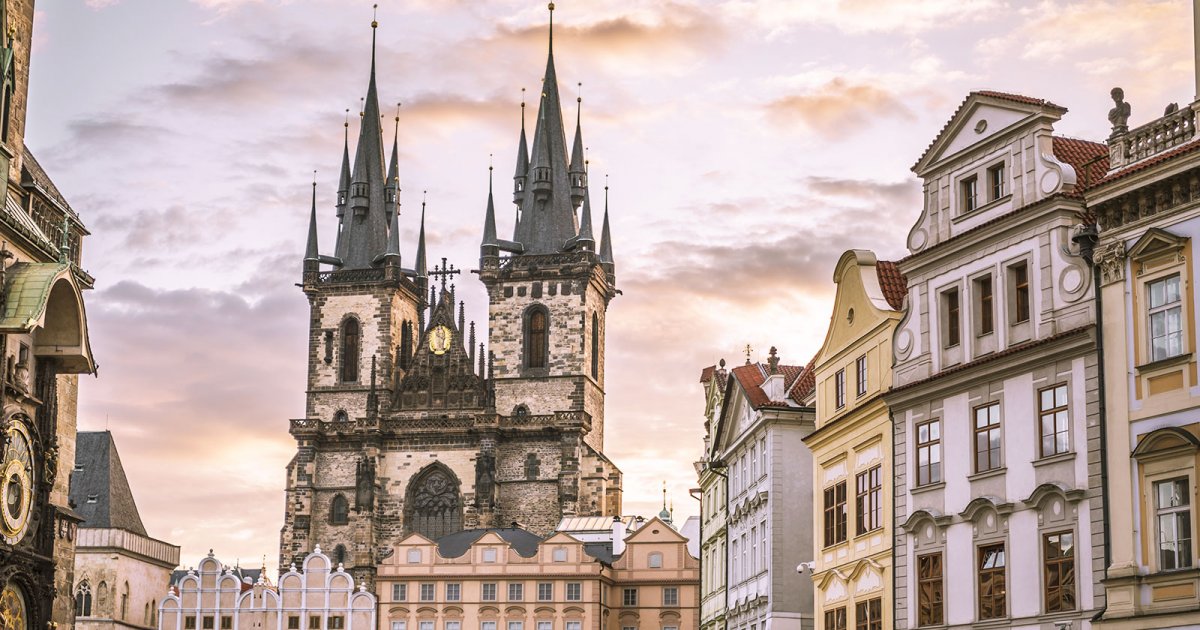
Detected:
[
  {"left": 548, "top": 2, "right": 555, "bottom": 53},
  {"left": 360, "top": 97, "right": 365, "bottom": 118},
  {"left": 372, "top": 3, "right": 379, "bottom": 28}
]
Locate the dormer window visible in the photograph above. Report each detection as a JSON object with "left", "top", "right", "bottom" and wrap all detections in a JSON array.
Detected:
[
  {"left": 988, "top": 163, "right": 1007, "bottom": 200},
  {"left": 961, "top": 176, "right": 979, "bottom": 213}
]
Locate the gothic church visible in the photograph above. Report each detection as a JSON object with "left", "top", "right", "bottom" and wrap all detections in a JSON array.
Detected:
[{"left": 279, "top": 7, "right": 622, "bottom": 584}]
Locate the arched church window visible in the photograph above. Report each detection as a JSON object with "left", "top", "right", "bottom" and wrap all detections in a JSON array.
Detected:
[
  {"left": 333, "top": 410, "right": 348, "bottom": 423},
  {"left": 334, "top": 544, "right": 347, "bottom": 565},
  {"left": 97, "top": 582, "right": 108, "bottom": 614},
  {"left": 400, "top": 320, "right": 413, "bottom": 370},
  {"left": 405, "top": 465, "right": 463, "bottom": 540},
  {"left": 330, "top": 494, "right": 349, "bottom": 525},
  {"left": 121, "top": 582, "right": 129, "bottom": 620},
  {"left": 525, "top": 306, "right": 548, "bottom": 369},
  {"left": 525, "top": 453, "right": 540, "bottom": 480},
  {"left": 591, "top": 312, "right": 599, "bottom": 379},
  {"left": 514, "top": 404, "right": 529, "bottom": 417},
  {"left": 74, "top": 581, "right": 92, "bottom": 617},
  {"left": 341, "top": 318, "right": 361, "bottom": 382}
]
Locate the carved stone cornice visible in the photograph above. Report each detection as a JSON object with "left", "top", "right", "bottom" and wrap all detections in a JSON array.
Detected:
[{"left": 1095, "top": 240, "right": 1127, "bottom": 285}]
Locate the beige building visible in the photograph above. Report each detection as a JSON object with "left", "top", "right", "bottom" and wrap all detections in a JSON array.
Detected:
[
  {"left": 71, "top": 431, "right": 179, "bottom": 630},
  {"left": 804, "top": 251, "right": 904, "bottom": 630},
  {"left": 375, "top": 517, "right": 698, "bottom": 630}
]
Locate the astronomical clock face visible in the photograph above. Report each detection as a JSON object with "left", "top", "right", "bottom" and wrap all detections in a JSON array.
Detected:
[
  {"left": 0, "top": 583, "right": 26, "bottom": 630},
  {"left": 428, "top": 325, "right": 452, "bottom": 356},
  {"left": 0, "top": 422, "right": 33, "bottom": 546}
]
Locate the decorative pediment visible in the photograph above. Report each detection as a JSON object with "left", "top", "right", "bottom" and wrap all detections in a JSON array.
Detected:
[
  {"left": 913, "top": 92, "right": 1065, "bottom": 175},
  {"left": 1128, "top": 228, "right": 1189, "bottom": 274},
  {"left": 817, "top": 568, "right": 848, "bottom": 593},
  {"left": 1022, "top": 481, "right": 1087, "bottom": 509},
  {"left": 959, "top": 496, "right": 1014, "bottom": 522},
  {"left": 1133, "top": 426, "right": 1200, "bottom": 460},
  {"left": 899, "top": 508, "right": 952, "bottom": 533}
]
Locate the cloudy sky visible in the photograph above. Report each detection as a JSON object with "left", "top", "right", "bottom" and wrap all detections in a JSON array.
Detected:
[{"left": 25, "top": 0, "right": 1192, "bottom": 572}]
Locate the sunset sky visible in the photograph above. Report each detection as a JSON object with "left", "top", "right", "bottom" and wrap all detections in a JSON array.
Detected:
[{"left": 25, "top": 0, "right": 1193, "bottom": 573}]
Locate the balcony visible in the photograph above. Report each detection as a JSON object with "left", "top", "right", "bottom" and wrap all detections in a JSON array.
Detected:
[{"left": 1108, "top": 102, "right": 1198, "bottom": 171}]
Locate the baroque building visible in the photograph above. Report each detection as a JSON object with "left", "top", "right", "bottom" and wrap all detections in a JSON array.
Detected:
[
  {"left": 279, "top": 6, "right": 621, "bottom": 586},
  {"left": 887, "top": 91, "right": 1106, "bottom": 629},
  {"left": 804, "top": 251, "right": 904, "bottom": 630},
  {"left": 708, "top": 352, "right": 815, "bottom": 630},
  {"left": 70, "top": 431, "right": 179, "bottom": 630},
  {"left": 696, "top": 363, "right": 728, "bottom": 630},
  {"left": 0, "top": 0, "right": 97, "bottom": 627}
]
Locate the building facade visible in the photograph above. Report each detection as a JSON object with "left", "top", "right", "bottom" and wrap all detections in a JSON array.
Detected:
[
  {"left": 375, "top": 517, "right": 697, "bottom": 630},
  {"left": 1087, "top": 88, "right": 1200, "bottom": 627},
  {"left": 887, "top": 91, "right": 1106, "bottom": 629},
  {"left": 709, "top": 354, "right": 815, "bottom": 630},
  {"left": 158, "top": 549, "right": 376, "bottom": 630},
  {"left": 71, "top": 432, "right": 180, "bottom": 630},
  {"left": 805, "top": 251, "right": 904, "bottom": 630},
  {"left": 279, "top": 6, "right": 621, "bottom": 585},
  {"left": 0, "top": 0, "right": 98, "bottom": 627},
  {"left": 696, "top": 363, "right": 728, "bottom": 630}
]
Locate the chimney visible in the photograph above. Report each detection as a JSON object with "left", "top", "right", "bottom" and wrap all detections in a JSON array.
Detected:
[
  {"left": 611, "top": 516, "right": 626, "bottom": 556},
  {"left": 762, "top": 347, "right": 786, "bottom": 402}
]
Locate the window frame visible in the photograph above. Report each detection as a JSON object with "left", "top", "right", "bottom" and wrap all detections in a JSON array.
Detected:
[
  {"left": 855, "top": 465, "right": 882, "bottom": 535},
  {"left": 942, "top": 287, "right": 961, "bottom": 348},
  {"left": 392, "top": 583, "right": 407, "bottom": 602},
  {"left": 1009, "top": 261, "right": 1031, "bottom": 325},
  {"left": 975, "top": 274, "right": 994, "bottom": 336},
  {"left": 915, "top": 419, "right": 942, "bottom": 486},
  {"left": 823, "top": 481, "right": 848, "bottom": 547},
  {"left": 1147, "top": 274, "right": 1184, "bottom": 362},
  {"left": 823, "top": 608, "right": 847, "bottom": 630},
  {"left": 524, "top": 305, "right": 550, "bottom": 369},
  {"left": 977, "top": 542, "right": 1008, "bottom": 620},
  {"left": 481, "top": 583, "right": 497, "bottom": 602},
  {"left": 662, "top": 586, "right": 679, "bottom": 607},
  {"left": 1155, "top": 476, "right": 1194, "bottom": 571},
  {"left": 916, "top": 552, "right": 943, "bottom": 626},
  {"left": 988, "top": 162, "right": 1007, "bottom": 201},
  {"left": 330, "top": 494, "right": 350, "bottom": 525},
  {"left": 835, "top": 368, "right": 846, "bottom": 409},
  {"left": 1043, "top": 531, "right": 1076, "bottom": 613},
  {"left": 961, "top": 175, "right": 979, "bottom": 214},
  {"left": 622, "top": 587, "right": 638, "bottom": 607},
  {"left": 973, "top": 402, "right": 1002, "bottom": 473},
  {"left": 565, "top": 582, "right": 582, "bottom": 602},
  {"left": 508, "top": 582, "right": 524, "bottom": 602},
  {"left": 446, "top": 583, "right": 461, "bottom": 602},
  {"left": 419, "top": 583, "right": 435, "bottom": 602},
  {"left": 340, "top": 317, "right": 361, "bottom": 383},
  {"left": 855, "top": 355, "right": 867, "bottom": 397},
  {"left": 854, "top": 598, "right": 882, "bottom": 630},
  {"left": 1038, "top": 384, "right": 1070, "bottom": 458}
]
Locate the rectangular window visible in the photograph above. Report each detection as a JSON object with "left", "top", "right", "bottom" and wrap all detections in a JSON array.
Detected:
[
  {"left": 482, "top": 623, "right": 496, "bottom": 630},
  {"left": 566, "top": 623, "right": 581, "bottom": 630},
  {"left": 537, "top": 623, "right": 551, "bottom": 630},
  {"left": 976, "top": 275, "right": 994, "bottom": 335},
  {"left": 1156, "top": 477, "right": 1193, "bottom": 570},
  {"left": 446, "top": 583, "right": 461, "bottom": 602},
  {"left": 944, "top": 288, "right": 961, "bottom": 347},
  {"left": 916, "top": 419, "right": 942, "bottom": 486},
  {"left": 622, "top": 587, "right": 638, "bottom": 606},
  {"left": 482, "top": 583, "right": 497, "bottom": 601},
  {"left": 835, "top": 369, "right": 846, "bottom": 409},
  {"left": 537, "top": 582, "right": 553, "bottom": 601},
  {"left": 482, "top": 548, "right": 497, "bottom": 563},
  {"left": 731, "top": 539, "right": 739, "bottom": 582},
  {"left": 446, "top": 623, "right": 460, "bottom": 630},
  {"left": 854, "top": 598, "right": 882, "bottom": 630},
  {"left": 962, "top": 175, "right": 979, "bottom": 213},
  {"left": 823, "top": 481, "right": 848, "bottom": 547},
  {"left": 1149, "top": 274, "right": 1184, "bottom": 361},
  {"left": 989, "top": 163, "right": 1006, "bottom": 200},
  {"left": 392, "top": 583, "right": 407, "bottom": 602},
  {"left": 750, "top": 526, "right": 758, "bottom": 575},
  {"left": 419, "top": 622, "right": 433, "bottom": 630},
  {"left": 204, "top": 618, "right": 215, "bottom": 630},
  {"left": 1044, "top": 531, "right": 1076, "bottom": 613},
  {"left": 185, "top": 619, "right": 197, "bottom": 630},
  {"left": 855, "top": 465, "right": 882, "bottom": 535},
  {"left": 760, "top": 519, "right": 767, "bottom": 568},
  {"left": 823, "top": 608, "right": 846, "bottom": 630},
  {"left": 855, "top": 355, "right": 867, "bottom": 397},
  {"left": 508, "top": 583, "right": 524, "bottom": 601},
  {"left": 419, "top": 583, "right": 435, "bottom": 602},
  {"left": 663, "top": 586, "right": 679, "bottom": 606},
  {"left": 973, "top": 402, "right": 1002, "bottom": 472},
  {"left": 328, "top": 618, "right": 344, "bottom": 630},
  {"left": 506, "top": 623, "right": 522, "bottom": 630},
  {"left": 978, "top": 543, "right": 1007, "bottom": 620},
  {"left": 750, "top": 444, "right": 758, "bottom": 479},
  {"left": 1039, "top": 384, "right": 1070, "bottom": 457},
  {"left": 1011, "top": 262, "right": 1030, "bottom": 324},
  {"left": 221, "top": 618, "right": 232, "bottom": 630},
  {"left": 288, "top": 618, "right": 300, "bottom": 630},
  {"left": 309, "top": 618, "right": 321, "bottom": 630},
  {"left": 566, "top": 582, "right": 582, "bottom": 601},
  {"left": 917, "top": 552, "right": 943, "bottom": 626},
  {"left": 391, "top": 623, "right": 406, "bottom": 630},
  {"left": 760, "top": 437, "right": 767, "bottom": 470}
]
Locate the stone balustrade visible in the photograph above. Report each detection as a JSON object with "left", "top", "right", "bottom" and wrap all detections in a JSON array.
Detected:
[{"left": 1109, "top": 103, "right": 1198, "bottom": 170}]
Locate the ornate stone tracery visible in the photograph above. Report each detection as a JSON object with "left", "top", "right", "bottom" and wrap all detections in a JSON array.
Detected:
[{"left": 405, "top": 464, "right": 463, "bottom": 540}]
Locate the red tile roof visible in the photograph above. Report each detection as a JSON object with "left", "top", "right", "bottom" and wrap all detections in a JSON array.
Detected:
[
  {"left": 788, "top": 356, "right": 818, "bottom": 403},
  {"left": 875, "top": 261, "right": 908, "bottom": 310},
  {"left": 1090, "top": 137, "right": 1200, "bottom": 189},
  {"left": 1052, "top": 136, "right": 1109, "bottom": 189},
  {"left": 699, "top": 366, "right": 715, "bottom": 384},
  {"left": 730, "top": 362, "right": 805, "bottom": 409}
]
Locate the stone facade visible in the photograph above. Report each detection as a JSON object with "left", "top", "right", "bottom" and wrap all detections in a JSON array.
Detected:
[{"left": 695, "top": 364, "right": 727, "bottom": 630}]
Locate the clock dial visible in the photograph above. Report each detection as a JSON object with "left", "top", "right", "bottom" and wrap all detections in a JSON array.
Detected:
[
  {"left": 0, "top": 422, "right": 33, "bottom": 545},
  {"left": 428, "top": 325, "right": 452, "bottom": 356},
  {"left": 0, "top": 584, "right": 26, "bottom": 630}
]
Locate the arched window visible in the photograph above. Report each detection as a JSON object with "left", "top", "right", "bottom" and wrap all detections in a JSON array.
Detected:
[
  {"left": 341, "top": 318, "right": 361, "bottom": 382},
  {"left": 333, "top": 410, "right": 348, "bottom": 423},
  {"left": 400, "top": 320, "right": 413, "bottom": 370},
  {"left": 74, "top": 581, "right": 92, "bottom": 617},
  {"left": 97, "top": 582, "right": 108, "bottom": 614},
  {"left": 334, "top": 544, "right": 347, "bottom": 565},
  {"left": 330, "top": 494, "right": 350, "bottom": 525},
  {"left": 144, "top": 603, "right": 150, "bottom": 625},
  {"left": 405, "top": 464, "right": 463, "bottom": 540},
  {"left": 121, "top": 582, "right": 129, "bottom": 620},
  {"left": 525, "top": 453, "right": 540, "bottom": 480},
  {"left": 591, "top": 312, "right": 600, "bottom": 378},
  {"left": 525, "top": 306, "right": 548, "bottom": 369}
]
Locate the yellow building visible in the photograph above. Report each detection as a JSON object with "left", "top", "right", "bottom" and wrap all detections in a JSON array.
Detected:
[
  {"left": 375, "top": 518, "right": 699, "bottom": 630},
  {"left": 804, "top": 251, "right": 904, "bottom": 630}
]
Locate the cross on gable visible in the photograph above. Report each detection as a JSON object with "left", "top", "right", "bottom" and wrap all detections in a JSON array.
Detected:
[{"left": 429, "top": 257, "right": 462, "bottom": 292}]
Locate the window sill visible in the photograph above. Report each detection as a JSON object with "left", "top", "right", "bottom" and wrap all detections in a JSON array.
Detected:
[
  {"left": 968, "top": 467, "right": 1006, "bottom": 482},
  {"left": 1136, "top": 352, "right": 1193, "bottom": 374},
  {"left": 911, "top": 481, "right": 946, "bottom": 496},
  {"left": 1033, "top": 451, "right": 1075, "bottom": 467},
  {"left": 952, "top": 194, "right": 1012, "bottom": 223},
  {"left": 855, "top": 526, "right": 883, "bottom": 538}
]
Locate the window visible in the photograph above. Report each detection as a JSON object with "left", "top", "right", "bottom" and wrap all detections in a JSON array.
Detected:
[
  {"left": 419, "top": 583, "right": 435, "bottom": 601},
  {"left": 537, "top": 582, "right": 553, "bottom": 601},
  {"left": 823, "top": 481, "right": 847, "bottom": 547},
  {"left": 446, "top": 623, "right": 460, "bottom": 630},
  {"left": 508, "top": 583, "right": 523, "bottom": 601},
  {"left": 662, "top": 586, "right": 678, "bottom": 606},
  {"left": 566, "top": 582, "right": 582, "bottom": 601},
  {"left": 1010, "top": 262, "right": 1030, "bottom": 324},
  {"left": 1039, "top": 385, "right": 1070, "bottom": 457},
  {"left": 185, "top": 619, "right": 197, "bottom": 630},
  {"left": 552, "top": 547, "right": 567, "bottom": 562},
  {"left": 962, "top": 175, "right": 978, "bottom": 213},
  {"left": 1156, "top": 477, "right": 1193, "bottom": 570},
  {"left": 1149, "top": 274, "right": 1184, "bottom": 361},
  {"left": 392, "top": 583, "right": 407, "bottom": 601},
  {"left": 483, "top": 548, "right": 497, "bottom": 563},
  {"left": 623, "top": 587, "right": 638, "bottom": 606},
  {"left": 334, "top": 544, "right": 347, "bottom": 565},
  {"left": 1044, "top": 531, "right": 1076, "bottom": 612},
  {"left": 203, "top": 617, "right": 215, "bottom": 630},
  {"left": 309, "top": 617, "right": 321, "bottom": 630},
  {"left": 525, "top": 307, "right": 549, "bottom": 369},
  {"left": 760, "top": 519, "right": 767, "bottom": 568},
  {"left": 221, "top": 617, "right": 233, "bottom": 630},
  {"left": 750, "top": 526, "right": 758, "bottom": 575},
  {"left": 976, "top": 275, "right": 994, "bottom": 335},
  {"left": 854, "top": 598, "right": 882, "bottom": 630},
  {"left": 482, "top": 624, "right": 496, "bottom": 630},
  {"left": 340, "top": 318, "right": 360, "bottom": 382},
  {"left": 74, "top": 581, "right": 92, "bottom": 617},
  {"left": 507, "top": 622, "right": 522, "bottom": 630},
  {"left": 407, "top": 549, "right": 421, "bottom": 563},
  {"left": 482, "top": 583, "right": 497, "bottom": 601},
  {"left": 835, "top": 369, "right": 846, "bottom": 409},
  {"left": 989, "top": 163, "right": 1006, "bottom": 200},
  {"left": 537, "top": 623, "right": 551, "bottom": 630},
  {"left": 916, "top": 419, "right": 942, "bottom": 486},
  {"left": 943, "top": 288, "right": 961, "bottom": 347},
  {"left": 330, "top": 494, "right": 349, "bottom": 525},
  {"left": 760, "top": 437, "right": 767, "bottom": 470},
  {"left": 978, "top": 543, "right": 1007, "bottom": 620},
  {"left": 591, "top": 312, "right": 599, "bottom": 378},
  {"left": 525, "top": 453, "right": 540, "bottom": 480},
  {"left": 390, "top": 623, "right": 406, "bottom": 630},
  {"left": 855, "top": 466, "right": 882, "bottom": 534},
  {"left": 823, "top": 608, "right": 846, "bottom": 630},
  {"left": 917, "top": 552, "right": 943, "bottom": 626},
  {"left": 750, "top": 444, "right": 757, "bottom": 479},
  {"left": 855, "top": 355, "right": 867, "bottom": 397},
  {"left": 973, "top": 403, "right": 1002, "bottom": 472},
  {"left": 328, "top": 618, "right": 344, "bottom": 630},
  {"left": 731, "top": 539, "right": 739, "bottom": 582},
  {"left": 420, "top": 622, "right": 434, "bottom": 630},
  {"left": 289, "top": 617, "right": 300, "bottom": 630},
  {"left": 565, "top": 623, "right": 580, "bottom": 630},
  {"left": 648, "top": 552, "right": 663, "bottom": 568},
  {"left": 446, "top": 583, "right": 461, "bottom": 601}
]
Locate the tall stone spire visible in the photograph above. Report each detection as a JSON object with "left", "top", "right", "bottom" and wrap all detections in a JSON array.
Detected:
[
  {"left": 341, "top": 15, "right": 389, "bottom": 269},
  {"left": 513, "top": 93, "right": 529, "bottom": 209},
  {"left": 304, "top": 179, "right": 320, "bottom": 270},
  {"left": 415, "top": 197, "right": 428, "bottom": 280},
  {"left": 385, "top": 104, "right": 401, "bottom": 225},
  {"left": 599, "top": 181, "right": 615, "bottom": 275},
  {"left": 568, "top": 92, "right": 586, "bottom": 209},
  {"left": 575, "top": 172, "right": 595, "bottom": 251},
  {"left": 511, "top": 3, "right": 579, "bottom": 255},
  {"left": 482, "top": 164, "right": 498, "bottom": 250},
  {"left": 334, "top": 114, "right": 351, "bottom": 261}
]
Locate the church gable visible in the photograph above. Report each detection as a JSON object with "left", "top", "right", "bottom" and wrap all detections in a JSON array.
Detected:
[{"left": 392, "top": 286, "right": 489, "bottom": 411}]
